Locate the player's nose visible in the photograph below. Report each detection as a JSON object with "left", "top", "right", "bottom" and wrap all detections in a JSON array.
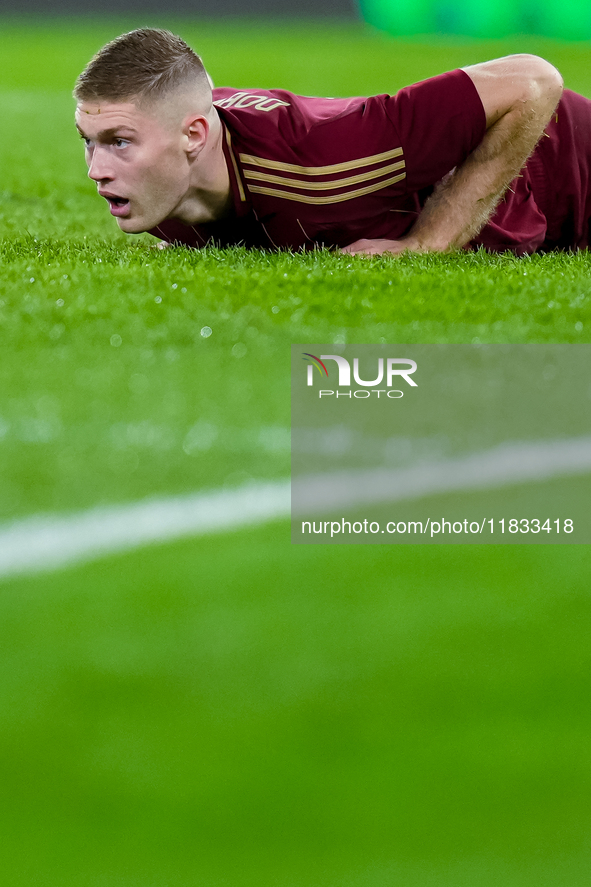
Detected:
[{"left": 87, "top": 149, "right": 113, "bottom": 182}]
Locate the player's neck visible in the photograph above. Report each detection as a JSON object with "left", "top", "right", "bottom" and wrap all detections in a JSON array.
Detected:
[{"left": 176, "top": 113, "right": 232, "bottom": 225}]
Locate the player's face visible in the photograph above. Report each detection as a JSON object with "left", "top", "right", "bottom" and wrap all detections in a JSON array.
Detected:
[{"left": 75, "top": 99, "right": 190, "bottom": 233}]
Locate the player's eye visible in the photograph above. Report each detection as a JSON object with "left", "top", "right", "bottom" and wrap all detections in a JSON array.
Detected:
[{"left": 114, "top": 138, "right": 129, "bottom": 148}]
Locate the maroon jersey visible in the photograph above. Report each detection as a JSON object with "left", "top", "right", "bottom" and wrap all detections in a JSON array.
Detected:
[{"left": 150, "top": 70, "right": 591, "bottom": 254}]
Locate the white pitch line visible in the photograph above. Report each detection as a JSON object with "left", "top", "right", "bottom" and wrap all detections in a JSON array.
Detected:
[
  {"left": 0, "top": 481, "right": 291, "bottom": 580},
  {"left": 0, "top": 435, "right": 590, "bottom": 580}
]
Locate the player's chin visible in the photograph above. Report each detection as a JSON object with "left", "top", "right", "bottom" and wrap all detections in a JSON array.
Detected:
[
  {"left": 117, "top": 207, "right": 169, "bottom": 234},
  {"left": 116, "top": 216, "right": 149, "bottom": 234}
]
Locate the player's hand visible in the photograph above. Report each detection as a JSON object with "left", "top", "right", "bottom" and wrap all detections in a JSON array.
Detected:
[{"left": 340, "top": 238, "right": 416, "bottom": 256}]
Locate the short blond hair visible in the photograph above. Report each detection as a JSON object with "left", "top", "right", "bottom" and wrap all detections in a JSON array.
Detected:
[{"left": 74, "top": 28, "right": 210, "bottom": 103}]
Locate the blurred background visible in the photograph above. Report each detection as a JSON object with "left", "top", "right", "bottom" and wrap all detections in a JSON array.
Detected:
[
  {"left": 1, "top": 4, "right": 591, "bottom": 887},
  {"left": 0, "top": 0, "right": 589, "bottom": 38}
]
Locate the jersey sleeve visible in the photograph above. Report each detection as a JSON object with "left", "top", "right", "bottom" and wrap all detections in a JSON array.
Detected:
[{"left": 383, "top": 69, "right": 487, "bottom": 192}]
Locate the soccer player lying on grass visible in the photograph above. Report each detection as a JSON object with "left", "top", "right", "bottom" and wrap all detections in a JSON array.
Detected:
[{"left": 75, "top": 28, "right": 591, "bottom": 256}]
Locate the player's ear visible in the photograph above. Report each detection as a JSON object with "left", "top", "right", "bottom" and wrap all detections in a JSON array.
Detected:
[{"left": 183, "top": 114, "right": 209, "bottom": 157}]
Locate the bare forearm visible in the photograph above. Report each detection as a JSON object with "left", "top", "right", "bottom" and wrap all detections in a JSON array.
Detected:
[
  {"left": 341, "top": 56, "right": 563, "bottom": 258},
  {"left": 402, "top": 106, "right": 554, "bottom": 251},
  {"left": 401, "top": 57, "right": 563, "bottom": 253}
]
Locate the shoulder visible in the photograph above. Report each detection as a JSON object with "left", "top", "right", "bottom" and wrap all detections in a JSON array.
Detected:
[
  {"left": 385, "top": 69, "right": 484, "bottom": 124},
  {"left": 212, "top": 87, "right": 369, "bottom": 139}
]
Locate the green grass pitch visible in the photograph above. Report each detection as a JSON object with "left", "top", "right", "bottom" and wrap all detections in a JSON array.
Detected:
[{"left": 0, "top": 17, "right": 591, "bottom": 886}]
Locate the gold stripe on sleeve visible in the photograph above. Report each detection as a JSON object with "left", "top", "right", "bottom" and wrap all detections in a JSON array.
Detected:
[
  {"left": 239, "top": 146, "right": 404, "bottom": 176},
  {"left": 247, "top": 171, "right": 406, "bottom": 204},
  {"left": 243, "top": 159, "right": 405, "bottom": 191}
]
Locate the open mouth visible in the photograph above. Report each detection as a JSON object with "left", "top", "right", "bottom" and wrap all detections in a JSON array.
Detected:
[{"left": 101, "top": 193, "right": 131, "bottom": 217}]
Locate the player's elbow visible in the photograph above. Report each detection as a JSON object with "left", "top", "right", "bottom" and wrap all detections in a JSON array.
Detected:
[
  {"left": 514, "top": 54, "right": 563, "bottom": 111},
  {"left": 465, "top": 55, "right": 563, "bottom": 130}
]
